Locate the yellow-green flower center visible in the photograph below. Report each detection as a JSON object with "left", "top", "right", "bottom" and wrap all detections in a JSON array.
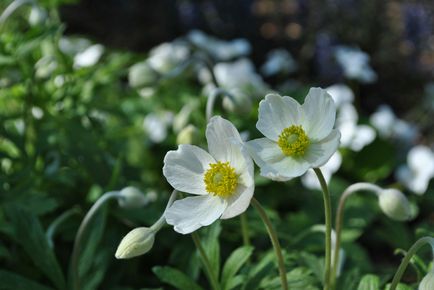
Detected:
[
  {"left": 277, "top": 125, "right": 310, "bottom": 157},
  {"left": 204, "top": 161, "right": 238, "bottom": 198}
]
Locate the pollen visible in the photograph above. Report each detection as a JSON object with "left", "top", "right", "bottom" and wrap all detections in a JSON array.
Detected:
[
  {"left": 204, "top": 161, "right": 238, "bottom": 198},
  {"left": 277, "top": 125, "right": 310, "bottom": 157}
]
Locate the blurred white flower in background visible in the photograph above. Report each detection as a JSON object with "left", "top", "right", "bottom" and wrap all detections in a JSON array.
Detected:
[
  {"left": 128, "top": 61, "right": 158, "bottom": 88},
  {"left": 370, "top": 105, "right": 419, "bottom": 143},
  {"left": 301, "top": 152, "right": 342, "bottom": 190},
  {"left": 396, "top": 145, "right": 434, "bottom": 195},
  {"left": 73, "top": 44, "right": 104, "bottom": 69},
  {"left": 147, "top": 41, "right": 190, "bottom": 74},
  {"left": 326, "top": 84, "right": 376, "bottom": 152},
  {"left": 335, "top": 46, "right": 377, "bottom": 83},
  {"left": 188, "top": 30, "right": 251, "bottom": 61},
  {"left": 28, "top": 5, "right": 47, "bottom": 26},
  {"left": 59, "top": 37, "right": 92, "bottom": 56},
  {"left": 201, "top": 58, "right": 268, "bottom": 97},
  {"left": 260, "top": 49, "right": 297, "bottom": 77},
  {"left": 143, "top": 111, "right": 174, "bottom": 143}
]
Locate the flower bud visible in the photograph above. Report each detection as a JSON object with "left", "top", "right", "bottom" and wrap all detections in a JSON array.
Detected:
[
  {"left": 378, "top": 189, "right": 412, "bottom": 221},
  {"left": 222, "top": 90, "right": 252, "bottom": 115},
  {"left": 118, "top": 187, "right": 148, "bottom": 209},
  {"left": 115, "top": 227, "right": 155, "bottom": 259},
  {"left": 419, "top": 269, "right": 434, "bottom": 290},
  {"left": 176, "top": 124, "right": 199, "bottom": 145},
  {"left": 128, "top": 61, "right": 158, "bottom": 88}
]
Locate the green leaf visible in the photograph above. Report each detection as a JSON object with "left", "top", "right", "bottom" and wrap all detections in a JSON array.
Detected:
[
  {"left": 221, "top": 246, "right": 253, "bottom": 290},
  {"left": 4, "top": 206, "right": 66, "bottom": 290},
  {"left": 152, "top": 266, "right": 204, "bottom": 290},
  {"left": 0, "top": 270, "right": 54, "bottom": 290},
  {"left": 357, "top": 274, "right": 380, "bottom": 290},
  {"left": 203, "top": 221, "right": 221, "bottom": 280}
]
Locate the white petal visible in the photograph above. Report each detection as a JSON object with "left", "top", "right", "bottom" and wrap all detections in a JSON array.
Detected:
[
  {"left": 163, "top": 145, "right": 215, "bottom": 195},
  {"left": 165, "top": 195, "right": 227, "bottom": 234},
  {"left": 246, "top": 138, "right": 311, "bottom": 181},
  {"left": 304, "top": 129, "right": 341, "bottom": 168},
  {"left": 301, "top": 88, "right": 336, "bottom": 141},
  {"left": 221, "top": 184, "right": 254, "bottom": 219},
  {"left": 257, "top": 94, "right": 303, "bottom": 141},
  {"left": 408, "top": 145, "right": 434, "bottom": 175}
]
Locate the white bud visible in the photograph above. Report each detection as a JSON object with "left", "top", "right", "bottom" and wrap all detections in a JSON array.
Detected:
[
  {"left": 378, "top": 189, "right": 412, "bottom": 221},
  {"left": 222, "top": 90, "right": 252, "bottom": 115},
  {"left": 29, "top": 6, "right": 47, "bottom": 26},
  {"left": 115, "top": 227, "right": 155, "bottom": 259},
  {"left": 176, "top": 124, "right": 199, "bottom": 145},
  {"left": 118, "top": 187, "right": 148, "bottom": 209},
  {"left": 128, "top": 61, "right": 158, "bottom": 88},
  {"left": 419, "top": 269, "right": 434, "bottom": 290}
]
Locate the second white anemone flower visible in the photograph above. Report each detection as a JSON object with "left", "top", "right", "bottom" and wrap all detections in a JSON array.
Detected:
[
  {"left": 246, "top": 88, "right": 341, "bottom": 181},
  {"left": 163, "top": 116, "right": 254, "bottom": 234}
]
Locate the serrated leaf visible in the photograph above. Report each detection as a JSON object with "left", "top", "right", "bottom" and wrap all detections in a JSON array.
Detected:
[
  {"left": 0, "top": 270, "right": 54, "bottom": 290},
  {"left": 221, "top": 246, "right": 253, "bottom": 290},
  {"left": 4, "top": 206, "right": 66, "bottom": 290},
  {"left": 357, "top": 274, "right": 380, "bottom": 290},
  {"left": 152, "top": 266, "right": 204, "bottom": 290}
]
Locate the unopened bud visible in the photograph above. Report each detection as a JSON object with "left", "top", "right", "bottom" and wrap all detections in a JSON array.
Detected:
[
  {"left": 118, "top": 187, "right": 148, "bottom": 209},
  {"left": 419, "top": 269, "right": 434, "bottom": 290},
  {"left": 378, "top": 189, "right": 412, "bottom": 221},
  {"left": 176, "top": 124, "right": 199, "bottom": 145},
  {"left": 222, "top": 90, "right": 252, "bottom": 115},
  {"left": 128, "top": 61, "right": 158, "bottom": 88},
  {"left": 115, "top": 227, "right": 155, "bottom": 259}
]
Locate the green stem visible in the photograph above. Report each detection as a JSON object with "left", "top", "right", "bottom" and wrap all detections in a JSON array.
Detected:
[
  {"left": 240, "top": 213, "right": 250, "bottom": 246},
  {"left": 205, "top": 88, "right": 238, "bottom": 122},
  {"left": 70, "top": 191, "right": 120, "bottom": 290},
  {"left": 390, "top": 237, "right": 434, "bottom": 290},
  {"left": 313, "top": 168, "right": 332, "bottom": 290},
  {"left": 251, "top": 198, "right": 288, "bottom": 290},
  {"left": 191, "top": 232, "right": 220, "bottom": 290},
  {"left": 46, "top": 207, "right": 80, "bottom": 249},
  {"left": 331, "top": 183, "right": 382, "bottom": 290}
]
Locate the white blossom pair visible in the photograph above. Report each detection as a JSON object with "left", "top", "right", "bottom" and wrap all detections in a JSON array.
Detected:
[{"left": 162, "top": 88, "right": 341, "bottom": 234}]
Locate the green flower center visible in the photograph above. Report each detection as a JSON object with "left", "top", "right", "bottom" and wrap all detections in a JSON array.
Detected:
[
  {"left": 277, "top": 125, "right": 310, "bottom": 157},
  {"left": 204, "top": 161, "right": 238, "bottom": 198}
]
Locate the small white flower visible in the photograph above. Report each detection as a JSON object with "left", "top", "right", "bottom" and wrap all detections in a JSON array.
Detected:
[
  {"left": 143, "top": 111, "right": 174, "bottom": 143},
  {"left": 335, "top": 46, "right": 377, "bottom": 83},
  {"left": 260, "top": 49, "right": 297, "bottom": 77},
  {"left": 370, "top": 105, "right": 418, "bottom": 143},
  {"left": 396, "top": 145, "right": 434, "bottom": 195},
  {"left": 147, "top": 42, "right": 190, "bottom": 74},
  {"left": 378, "top": 188, "right": 412, "bottom": 221},
  {"left": 188, "top": 30, "right": 251, "bottom": 61},
  {"left": 326, "top": 84, "right": 354, "bottom": 108},
  {"left": 301, "top": 152, "right": 342, "bottom": 190},
  {"left": 163, "top": 116, "right": 254, "bottom": 234},
  {"left": 73, "top": 44, "right": 104, "bottom": 69},
  {"left": 128, "top": 61, "right": 158, "bottom": 88},
  {"left": 200, "top": 58, "right": 268, "bottom": 99},
  {"left": 246, "top": 88, "right": 341, "bottom": 181}
]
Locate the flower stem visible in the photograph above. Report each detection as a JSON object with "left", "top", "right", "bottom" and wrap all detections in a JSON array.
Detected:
[
  {"left": 205, "top": 88, "right": 237, "bottom": 122},
  {"left": 313, "top": 168, "right": 332, "bottom": 290},
  {"left": 70, "top": 191, "right": 120, "bottom": 290},
  {"left": 191, "top": 232, "right": 220, "bottom": 290},
  {"left": 331, "top": 183, "right": 381, "bottom": 289},
  {"left": 390, "top": 236, "right": 434, "bottom": 290},
  {"left": 251, "top": 198, "right": 288, "bottom": 290},
  {"left": 240, "top": 213, "right": 250, "bottom": 246},
  {"left": 46, "top": 207, "right": 80, "bottom": 249}
]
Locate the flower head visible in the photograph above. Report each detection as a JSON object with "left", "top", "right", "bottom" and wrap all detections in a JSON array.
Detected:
[
  {"left": 115, "top": 227, "right": 155, "bottom": 259},
  {"left": 246, "top": 88, "right": 341, "bottom": 181},
  {"left": 163, "top": 116, "right": 254, "bottom": 234}
]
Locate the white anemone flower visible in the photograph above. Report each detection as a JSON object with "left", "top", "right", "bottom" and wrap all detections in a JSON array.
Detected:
[
  {"left": 246, "top": 88, "right": 341, "bottom": 181},
  {"left": 334, "top": 46, "right": 377, "bottom": 84},
  {"left": 163, "top": 116, "right": 254, "bottom": 234},
  {"left": 396, "top": 145, "right": 434, "bottom": 195},
  {"left": 73, "top": 44, "right": 104, "bottom": 69}
]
